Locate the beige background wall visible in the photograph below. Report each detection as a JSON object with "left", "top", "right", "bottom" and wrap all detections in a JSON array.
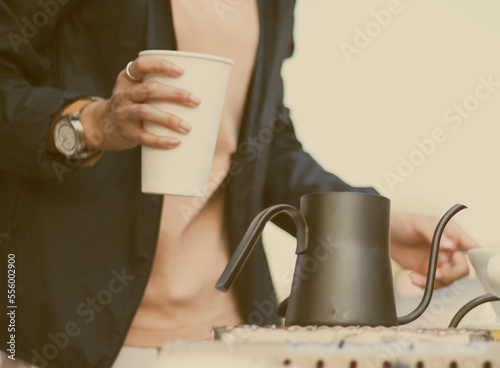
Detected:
[{"left": 263, "top": 0, "right": 500, "bottom": 327}]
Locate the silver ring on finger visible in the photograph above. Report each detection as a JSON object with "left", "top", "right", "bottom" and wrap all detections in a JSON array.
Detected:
[{"left": 126, "top": 61, "right": 141, "bottom": 81}]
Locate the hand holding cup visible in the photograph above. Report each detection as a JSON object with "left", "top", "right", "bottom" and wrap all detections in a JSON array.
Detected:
[{"left": 80, "top": 55, "right": 202, "bottom": 151}]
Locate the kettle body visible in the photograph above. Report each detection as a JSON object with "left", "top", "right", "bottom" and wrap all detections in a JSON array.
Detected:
[
  {"left": 216, "top": 192, "right": 466, "bottom": 327},
  {"left": 285, "top": 192, "right": 396, "bottom": 326}
]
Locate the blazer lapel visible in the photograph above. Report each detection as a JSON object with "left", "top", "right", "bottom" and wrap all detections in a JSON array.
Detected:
[
  {"left": 239, "top": 0, "right": 295, "bottom": 141},
  {"left": 146, "top": 0, "right": 177, "bottom": 50},
  {"left": 238, "top": 0, "right": 269, "bottom": 143}
]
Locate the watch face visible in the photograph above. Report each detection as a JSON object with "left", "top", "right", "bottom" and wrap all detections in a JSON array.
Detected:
[{"left": 56, "top": 122, "right": 77, "bottom": 154}]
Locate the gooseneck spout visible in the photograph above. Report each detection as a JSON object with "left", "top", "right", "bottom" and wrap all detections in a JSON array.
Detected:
[
  {"left": 449, "top": 293, "right": 500, "bottom": 328},
  {"left": 216, "top": 205, "right": 308, "bottom": 292},
  {"left": 398, "top": 204, "right": 467, "bottom": 325}
]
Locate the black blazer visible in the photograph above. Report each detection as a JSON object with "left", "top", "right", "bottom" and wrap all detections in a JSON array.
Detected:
[{"left": 0, "top": 1, "right": 376, "bottom": 367}]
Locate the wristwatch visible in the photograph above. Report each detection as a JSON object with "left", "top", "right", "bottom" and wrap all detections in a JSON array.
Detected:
[{"left": 53, "top": 97, "right": 103, "bottom": 159}]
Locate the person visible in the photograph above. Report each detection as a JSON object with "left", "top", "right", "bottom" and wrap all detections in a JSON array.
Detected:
[{"left": 0, "top": 1, "right": 479, "bottom": 367}]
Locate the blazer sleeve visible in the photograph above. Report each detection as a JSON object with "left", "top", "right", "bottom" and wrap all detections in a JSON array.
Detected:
[
  {"left": 263, "top": 106, "right": 379, "bottom": 203},
  {"left": 0, "top": 0, "right": 87, "bottom": 180}
]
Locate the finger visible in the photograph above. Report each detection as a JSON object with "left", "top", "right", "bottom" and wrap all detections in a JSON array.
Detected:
[
  {"left": 120, "top": 104, "right": 192, "bottom": 134},
  {"left": 418, "top": 218, "right": 453, "bottom": 249},
  {"left": 122, "top": 124, "right": 181, "bottom": 149},
  {"left": 439, "top": 235, "right": 455, "bottom": 250},
  {"left": 417, "top": 252, "right": 469, "bottom": 284},
  {"left": 409, "top": 272, "right": 427, "bottom": 288},
  {"left": 448, "top": 224, "right": 481, "bottom": 250},
  {"left": 128, "top": 56, "right": 185, "bottom": 80},
  {"left": 419, "top": 217, "right": 477, "bottom": 251},
  {"left": 414, "top": 216, "right": 440, "bottom": 245},
  {"left": 410, "top": 272, "right": 426, "bottom": 287},
  {"left": 437, "top": 252, "right": 451, "bottom": 267},
  {"left": 129, "top": 81, "right": 201, "bottom": 107},
  {"left": 427, "top": 254, "right": 469, "bottom": 289},
  {"left": 442, "top": 252, "right": 470, "bottom": 281},
  {"left": 409, "top": 271, "right": 449, "bottom": 289}
]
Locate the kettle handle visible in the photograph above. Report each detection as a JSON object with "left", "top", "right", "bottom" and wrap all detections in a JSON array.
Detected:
[
  {"left": 216, "top": 204, "right": 308, "bottom": 292},
  {"left": 398, "top": 203, "right": 467, "bottom": 325}
]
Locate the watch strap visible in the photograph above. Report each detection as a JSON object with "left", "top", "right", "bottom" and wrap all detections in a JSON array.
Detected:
[{"left": 62, "top": 99, "right": 95, "bottom": 116}]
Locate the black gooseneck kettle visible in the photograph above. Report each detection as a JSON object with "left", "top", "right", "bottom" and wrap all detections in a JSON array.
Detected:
[{"left": 216, "top": 192, "right": 466, "bottom": 327}]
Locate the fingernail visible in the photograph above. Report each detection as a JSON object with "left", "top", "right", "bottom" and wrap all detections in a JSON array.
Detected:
[
  {"left": 410, "top": 272, "right": 426, "bottom": 283},
  {"left": 180, "top": 121, "right": 192, "bottom": 132},
  {"left": 172, "top": 65, "right": 184, "bottom": 74},
  {"left": 167, "top": 138, "right": 180, "bottom": 145},
  {"left": 435, "top": 270, "right": 444, "bottom": 279},
  {"left": 189, "top": 94, "right": 201, "bottom": 105},
  {"left": 441, "top": 237, "right": 454, "bottom": 249}
]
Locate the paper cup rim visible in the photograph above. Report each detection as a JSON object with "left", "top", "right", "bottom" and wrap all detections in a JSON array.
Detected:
[
  {"left": 469, "top": 247, "right": 500, "bottom": 254},
  {"left": 139, "top": 50, "right": 234, "bottom": 65}
]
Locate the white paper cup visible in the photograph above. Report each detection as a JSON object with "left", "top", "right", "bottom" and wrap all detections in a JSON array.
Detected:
[
  {"left": 466, "top": 247, "right": 500, "bottom": 340},
  {"left": 139, "top": 50, "right": 233, "bottom": 196},
  {"left": 468, "top": 247, "right": 500, "bottom": 297}
]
